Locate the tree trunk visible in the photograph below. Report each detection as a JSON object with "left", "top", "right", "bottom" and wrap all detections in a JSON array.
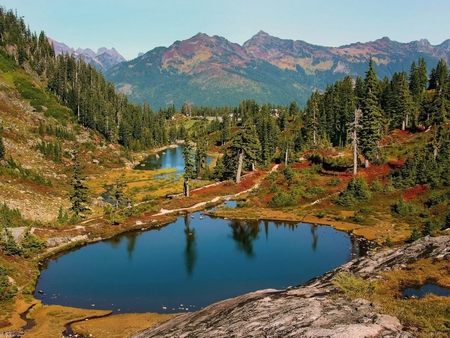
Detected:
[
  {"left": 236, "top": 150, "right": 244, "bottom": 183},
  {"left": 285, "top": 147, "right": 289, "bottom": 166},
  {"left": 353, "top": 132, "right": 358, "bottom": 176},
  {"left": 364, "top": 157, "right": 370, "bottom": 168},
  {"left": 184, "top": 179, "right": 190, "bottom": 197}
]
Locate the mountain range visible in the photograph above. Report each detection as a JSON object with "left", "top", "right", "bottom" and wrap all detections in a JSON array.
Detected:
[
  {"left": 56, "top": 32, "right": 450, "bottom": 108},
  {"left": 49, "top": 38, "right": 127, "bottom": 72}
]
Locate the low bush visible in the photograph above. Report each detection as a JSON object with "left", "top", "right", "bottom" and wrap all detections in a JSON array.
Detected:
[
  {"left": 0, "top": 266, "right": 17, "bottom": 301},
  {"left": 336, "top": 176, "right": 371, "bottom": 207},
  {"left": 332, "top": 272, "right": 377, "bottom": 299},
  {"left": 391, "top": 199, "right": 418, "bottom": 217}
]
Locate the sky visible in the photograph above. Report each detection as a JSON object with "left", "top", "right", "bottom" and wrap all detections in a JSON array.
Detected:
[{"left": 2, "top": 0, "right": 450, "bottom": 61}]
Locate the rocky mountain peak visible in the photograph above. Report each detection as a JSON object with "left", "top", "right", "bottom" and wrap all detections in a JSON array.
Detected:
[
  {"left": 49, "top": 38, "right": 126, "bottom": 71},
  {"left": 439, "top": 39, "right": 450, "bottom": 51}
]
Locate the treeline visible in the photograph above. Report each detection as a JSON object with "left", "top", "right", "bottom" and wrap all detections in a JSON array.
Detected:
[
  {"left": 0, "top": 7, "right": 54, "bottom": 74},
  {"left": 2, "top": 6, "right": 450, "bottom": 166},
  {"left": 301, "top": 58, "right": 449, "bottom": 151}
]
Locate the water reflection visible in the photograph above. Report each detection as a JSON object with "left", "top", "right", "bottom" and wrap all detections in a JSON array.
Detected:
[
  {"left": 311, "top": 224, "right": 318, "bottom": 251},
  {"left": 105, "top": 232, "right": 138, "bottom": 260},
  {"left": 184, "top": 213, "right": 197, "bottom": 276},
  {"left": 228, "top": 220, "right": 260, "bottom": 257},
  {"left": 35, "top": 213, "right": 369, "bottom": 314},
  {"left": 124, "top": 233, "right": 137, "bottom": 260}
]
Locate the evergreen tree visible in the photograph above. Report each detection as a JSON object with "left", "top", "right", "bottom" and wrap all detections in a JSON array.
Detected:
[
  {"left": 195, "top": 137, "right": 207, "bottom": 178},
  {"left": 111, "top": 174, "right": 127, "bottom": 209},
  {"left": 409, "top": 58, "right": 428, "bottom": 101},
  {"left": 256, "top": 108, "right": 279, "bottom": 165},
  {"left": 220, "top": 114, "right": 231, "bottom": 146},
  {"left": 348, "top": 109, "right": 362, "bottom": 176},
  {"left": 229, "top": 121, "right": 261, "bottom": 183},
  {"left": 0, "top": 125, "right": 5, "bottom": 161},
  {"left": 303, "top": 91, "right": 320, "bottom": 149},
  {"left": 183, "top": 139, "right": 196, "bottom": 196},
  {"left": 354, "top": 76, "right": 365, "bottom": 108},
  {"left": 387, "top": 72, "right": 414, "bottom": 130},
  {"left": 288, "top": 101, "right": 300, "bottom": 116},
  {"left": 428, "top": 59, "right": 450, "bottom": 125},
  {"left": 359, "top": 59, "right": 383, "bottom": 167},
  {"left": 334, "top": 75, "right": 356, "bottom": 147},
  {"left": 69, "top": 150, "right": 90, "bottom": 218}
]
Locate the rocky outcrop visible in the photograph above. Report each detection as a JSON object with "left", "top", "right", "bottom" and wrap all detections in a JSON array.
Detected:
[{"left": 131, "top": 236, "right": 450, "bottom": 338}]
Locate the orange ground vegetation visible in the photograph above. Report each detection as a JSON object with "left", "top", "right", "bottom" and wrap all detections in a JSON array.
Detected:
[
  {"left": 358, "top": 164, "right": 392, "bottom": 183},
  {"left": 388, "top": 159, "right": 406, "bottom": 168},
  {"left": 380, "top": 129, "right": 416, "bottom": 146},
  {"left": 403, "top": 185, "right": 427, "bottom": 201},
  {"left": 191, "top": 170, "right": 266, "bottom": 197},
  {"left": 290, "top": 162, "right": 311, "bottom": 170}
]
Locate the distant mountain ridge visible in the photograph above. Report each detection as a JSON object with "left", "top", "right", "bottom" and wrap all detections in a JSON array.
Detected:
[
  {"left": 49, "top": 38, "right": 126, "bottom": 72},
  {"left": 102, "top": 31, "right": 450, "bottom": 108}
]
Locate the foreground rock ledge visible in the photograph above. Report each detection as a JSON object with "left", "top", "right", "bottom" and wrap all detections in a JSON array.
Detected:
[{"left": 131, "top": 236, "right": 450, "bottom": 338}]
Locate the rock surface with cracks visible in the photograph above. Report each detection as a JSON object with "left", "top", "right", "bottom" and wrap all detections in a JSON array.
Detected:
[{"left": 131, "top": 235, "right": 450, "bottom": 338}]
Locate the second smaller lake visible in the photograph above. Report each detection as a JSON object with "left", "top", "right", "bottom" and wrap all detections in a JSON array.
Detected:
[
  {"left": 136, "top": 145, "right": 212, "bottom": 175},
  {"left": 402, "top": 284, "right": 450, "bottom": 298}
]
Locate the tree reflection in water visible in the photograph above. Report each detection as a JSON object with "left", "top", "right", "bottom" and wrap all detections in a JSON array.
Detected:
[
  {"left": 310, "top": 224, "right": 318, "bottom": 251},
  {"left": 184, "top": 213, "right": 197, "bottom": 276},
  {"left": 124, "top": 233, "right": 137, "bottom": 260},
  {"left": 105, "top": 232, "right": 137, "bottom": 260},
  {"left": 228, "top": 220, "right": 260, "bottom": 257}
]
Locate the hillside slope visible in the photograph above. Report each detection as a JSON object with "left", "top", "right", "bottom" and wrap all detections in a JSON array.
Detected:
[{"left": 0, "top": 52, "right": 125, "bottom": 222}]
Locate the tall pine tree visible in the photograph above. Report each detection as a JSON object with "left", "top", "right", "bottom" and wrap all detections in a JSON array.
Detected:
[
  {"left": 69, "top": 150, "right": 90, "bottom": 219},
  {"left": 360, "top": 59, "right": 383, "bottom": 168},
  {"left": 0, "top": 125, "right": 5, "bottom": 161}
]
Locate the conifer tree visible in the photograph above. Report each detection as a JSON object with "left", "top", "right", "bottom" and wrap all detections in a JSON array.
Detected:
[
  {"left": 229, "top": 121, "right": 261, "bottom": 183},
  {"left": 348, "top": 109, "right": 362, "bottom": 176},
  {"left": 428, "top": 59, "right": 450, "bottom": 125},
  {"left": 69, "top": 150, "right": 90, "bottom": 218},
  {"left": 360, "top": 59, "right": 383, "bottom": 167},
  {"left": 409, "top": 58, "right": 428, "bottom": 100},
  {"left": 387, "top": 72, "right": 414, "bottom": 130},
  {"left": 220, "top": 114, "right": 231, "bottom": 146},
  {"left": 183, "top": 139, "right": 195, "bottom": 196},
  {"left": 0, "top": 125, "right": 5, "bottom": 161},
  {"left": 195, "top": 137, "right": 207, "bottom": 178}
]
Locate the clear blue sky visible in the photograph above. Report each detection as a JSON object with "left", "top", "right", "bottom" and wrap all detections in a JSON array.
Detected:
[{"left": 2, "top": 0, "right": 449, "bottom": 60}]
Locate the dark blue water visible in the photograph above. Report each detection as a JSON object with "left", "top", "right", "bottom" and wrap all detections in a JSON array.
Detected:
[
  {"left": 402, "top": 284, "right": 450, "bottom": 298},
  {"left": 34, "top": 213, "right": 367, "bottom": 314}
]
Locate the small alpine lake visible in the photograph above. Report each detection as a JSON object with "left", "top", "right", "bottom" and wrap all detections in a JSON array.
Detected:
[{"left": 34, "top": 210, "right": 370, "bottom": 314}]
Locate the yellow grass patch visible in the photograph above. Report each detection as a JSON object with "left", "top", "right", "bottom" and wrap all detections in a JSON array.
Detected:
[
  {"left": 72, "top": 312, "right": 179, "bottom": 338},
  {"left": 0, "top": 297, "right": 39, "bottom": 334},
  {"left": 23, "top": 304, "right": 111, "bottom": 338}
]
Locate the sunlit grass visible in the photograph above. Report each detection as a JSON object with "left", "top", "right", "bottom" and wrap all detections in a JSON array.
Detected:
[{"left": 332, "top": 258, "right": 450, "bottom": 337}]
